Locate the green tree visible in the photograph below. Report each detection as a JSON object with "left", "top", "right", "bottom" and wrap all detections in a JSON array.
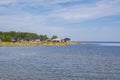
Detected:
[
  {"left": 43, "top": 35, "right": 48, "bottom": 41},
  {"left": 51, "top": 35, "right": 58, "bottom": 40},
  {"left": 0, "top": 31, "right": 52, "bottom": 42},
  {"left": 64, "top": 38, "right": 70, "bottom": 42},
  {"left": 3, "top": 35, "right": 12, "bottom": 42}
]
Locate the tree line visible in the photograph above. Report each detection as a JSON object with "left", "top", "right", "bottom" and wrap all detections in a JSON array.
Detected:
[{"left": 0, "top": 31, "right": 58, "bottom": 42}]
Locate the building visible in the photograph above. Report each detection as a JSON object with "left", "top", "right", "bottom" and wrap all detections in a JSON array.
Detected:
[
  {"left": 48, "top": 39, "right": 63, "bottom": 42},
  {"left": 12, "top": 37, "right": 18, "bottom": 42}
]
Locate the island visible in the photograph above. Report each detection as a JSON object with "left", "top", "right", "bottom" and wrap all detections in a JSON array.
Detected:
[{"left": 0, "top": 31, "right": 80, "bottom": 47}]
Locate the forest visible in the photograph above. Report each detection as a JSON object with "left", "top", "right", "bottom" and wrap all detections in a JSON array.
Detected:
[{"left": 0, "top": 31, "right": 57, "bottom": 42}]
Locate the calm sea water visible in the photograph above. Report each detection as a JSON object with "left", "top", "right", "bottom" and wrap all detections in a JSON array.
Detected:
[{"left": 0, "top": 43, "right": 120, "bottom": 80}]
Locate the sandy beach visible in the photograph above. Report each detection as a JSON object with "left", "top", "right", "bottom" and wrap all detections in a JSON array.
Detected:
[{"left": 0, "top": 41, "right": 80, "bottom": 47}]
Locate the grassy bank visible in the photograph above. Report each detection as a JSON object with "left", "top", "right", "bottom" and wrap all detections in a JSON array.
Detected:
[{"left": 0, "top": 41, "right": 80, "bottom": 47}]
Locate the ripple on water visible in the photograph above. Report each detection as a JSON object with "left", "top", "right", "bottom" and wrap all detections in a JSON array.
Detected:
[{"left": 0, "top": 45, "right": 120, "bottom": 80}]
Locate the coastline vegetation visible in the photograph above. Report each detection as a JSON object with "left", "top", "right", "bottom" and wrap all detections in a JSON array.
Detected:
[
  {"left": 0, "top": 31, "right": 50, "bottom": 42},
  {"left": 0, "top": 31, "right": 79, "bottom": 47}
]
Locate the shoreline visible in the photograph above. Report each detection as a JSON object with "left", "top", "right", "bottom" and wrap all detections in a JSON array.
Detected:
[{"left": 0, "top": 41, "right": 81, "bottom": 47}]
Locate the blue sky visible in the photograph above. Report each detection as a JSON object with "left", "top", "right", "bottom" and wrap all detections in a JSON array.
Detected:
[{"left": 0, "top": 0, "right": 120, "bottom": 41}]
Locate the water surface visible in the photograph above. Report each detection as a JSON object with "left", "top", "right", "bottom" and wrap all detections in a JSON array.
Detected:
[{"left": 0, "top": 43, "right": 120, "bottom": 80}]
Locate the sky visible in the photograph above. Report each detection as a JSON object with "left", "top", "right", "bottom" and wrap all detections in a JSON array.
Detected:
[{"left": 0, "top": 0, "right": 120, "bottom": 41}]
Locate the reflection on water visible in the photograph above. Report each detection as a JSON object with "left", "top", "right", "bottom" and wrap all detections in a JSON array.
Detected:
[
  {"left": 0, "top": 44, "right": 120, "bottom": 80},
  {"left": 88, "top": 42, "right": 120, "bottom": 46},
  {"left": 99, "top": 43, "right": 120, "bottom": 46}
]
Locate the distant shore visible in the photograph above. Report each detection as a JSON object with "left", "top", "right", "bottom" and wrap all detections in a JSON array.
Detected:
[{"left": 0, "top": 41, "right": 81, "bottom": 47}]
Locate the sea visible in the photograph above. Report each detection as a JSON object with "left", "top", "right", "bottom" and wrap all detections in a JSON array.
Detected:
[{"left": 0, "top": 42, "right": 120, "bottom": 80}]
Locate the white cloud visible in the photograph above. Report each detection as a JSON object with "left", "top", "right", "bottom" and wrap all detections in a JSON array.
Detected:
[
  {"left": 0, "top": 14, "right": 46, "bottom": 27},
  {"left": 0, "top": 0, "right": 81, "bottom": 15},
  {"left": 0, "top": 14, "right": 66, "bottom": 36},
  {"left": 0, "top": 0, "right": 12, "bottom": 5},
  {"left": 1, "top": 0, "right": 120, "bottom": 21},
  {"left": 0, "top": 6, "right": 6, "bottom": 12},
  {"left": 0, "top": 0, "right": 79, "bottom": 7},
  {"left": 50, "top": 0, "right": 120, "bottom": 20}
]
